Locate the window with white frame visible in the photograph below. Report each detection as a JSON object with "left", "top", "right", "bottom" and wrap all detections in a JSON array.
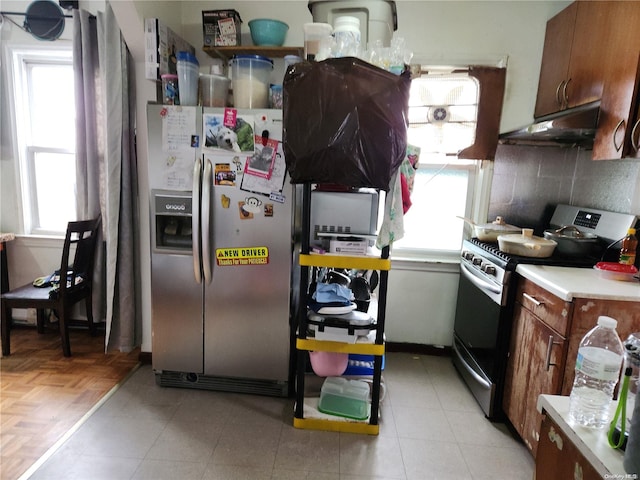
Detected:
[
  {"left": 8, "top": 46, "right": 76, "bottom": 235},
  {"left": 391, "top": 71, "right": 490, "bottom": 258}
]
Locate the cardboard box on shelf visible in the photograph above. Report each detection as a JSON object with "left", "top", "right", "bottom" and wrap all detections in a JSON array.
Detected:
[
  {"left": 202, "top": 10, "right": 242, "bottom": 47},
  {"left": 145, "top": 18, "right": 196, "bottom": 81}
]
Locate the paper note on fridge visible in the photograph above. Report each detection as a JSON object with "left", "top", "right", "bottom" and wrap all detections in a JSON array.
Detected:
[{"left": 162, "top": 106, "right": 197, "bottom": 151}]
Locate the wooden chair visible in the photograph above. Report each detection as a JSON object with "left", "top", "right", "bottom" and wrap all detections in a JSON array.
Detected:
[{"left": 1, "top": 217, "right": 101, "bottom": 357}]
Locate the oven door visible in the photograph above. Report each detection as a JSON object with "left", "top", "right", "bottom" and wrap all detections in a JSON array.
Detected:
[{"left": 452, "top": 261, "right": 512, "bottom": 419}]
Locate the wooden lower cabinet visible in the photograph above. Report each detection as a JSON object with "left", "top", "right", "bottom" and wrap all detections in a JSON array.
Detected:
[
  {"left": 503, "top": 303, "right": 567, "bottom": 455},
  {"left": 504, "top": 276, "right": 640, "bottom": 456},
  {"left": 536, "top": 415, "right": 601, "bottom": 480}
]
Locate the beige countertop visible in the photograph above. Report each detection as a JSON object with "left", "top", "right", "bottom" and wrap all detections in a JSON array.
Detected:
[
  {"left": 516, "top": 264, "right": 640, "bottom": 302},
  {"left": 537, "top": 395, "right": 626, "bottom": 477}
]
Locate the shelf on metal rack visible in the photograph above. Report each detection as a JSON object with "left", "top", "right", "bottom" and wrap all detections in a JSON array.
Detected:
[
  {"left": 296, "top": 338, "right": 385, "bottom": 355},
  {"left": 299, "top": 253, "right": 391, "bottom": 271}
]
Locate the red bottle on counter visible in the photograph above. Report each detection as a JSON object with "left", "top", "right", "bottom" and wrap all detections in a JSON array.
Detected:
[{"left": 619, "top": 228, "right": 638, "bottom": 265}]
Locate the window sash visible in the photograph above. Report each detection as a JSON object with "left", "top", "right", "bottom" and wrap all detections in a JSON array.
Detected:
[{"left": 8, "top": 46, "right": 76, "bottom": 235}]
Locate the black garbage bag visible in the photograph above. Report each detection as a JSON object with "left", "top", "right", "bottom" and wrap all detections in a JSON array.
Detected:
[{"left": 283, "top": 57, "right": 411, "bottom": 191}]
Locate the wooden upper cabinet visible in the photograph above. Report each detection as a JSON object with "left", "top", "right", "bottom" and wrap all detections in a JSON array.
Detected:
[
  {"left": 534, "top": 2, "right": 577, "bottom": 118},
  {"left": 534, "top": 2, "right": 611, "bottom": 119},
  {"left": 592, "top": 3, "right": 640, "bottom": 160}
]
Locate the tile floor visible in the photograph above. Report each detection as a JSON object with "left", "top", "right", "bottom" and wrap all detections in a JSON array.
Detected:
[{"left": 27, "top": 353, "right": 534, "bottom": 480}]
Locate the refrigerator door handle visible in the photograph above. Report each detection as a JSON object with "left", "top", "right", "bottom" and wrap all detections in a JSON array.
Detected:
[
  {"left": 192, "top": 156, "right": 202, "bottom": 284},
  {"left": 202, "top": 158, "right": 213, "bottom": 284}
]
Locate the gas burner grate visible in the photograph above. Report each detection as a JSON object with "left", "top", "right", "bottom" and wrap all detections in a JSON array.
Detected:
[
  {"left": 467, "top": 237, "right": 601, "bottom": 268},
  {"left": 469, "top": 238, "right": 512, "bottom": 262}
]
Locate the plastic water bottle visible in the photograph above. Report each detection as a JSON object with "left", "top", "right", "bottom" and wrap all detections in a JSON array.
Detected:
[{"left": 569, "top": 316, "right": 624, "bottom": 428}]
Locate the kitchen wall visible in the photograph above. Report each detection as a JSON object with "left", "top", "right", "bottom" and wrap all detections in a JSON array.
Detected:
[
  {"left": 2, "top": 0, "right": 596, "bottom": 352},
  {"left": 488, "top": 144, "right": 640, "bottom": 233}
]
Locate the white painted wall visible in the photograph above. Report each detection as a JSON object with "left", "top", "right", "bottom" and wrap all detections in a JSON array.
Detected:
[{"left": 1, "top": 0, "right": 570, "bottom": 351}]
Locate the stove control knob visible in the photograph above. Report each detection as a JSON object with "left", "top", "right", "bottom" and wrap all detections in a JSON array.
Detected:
[
  {"left": 462, "top": 251, "right": 475, "bottom": 261},
  {"left": 472, "top": 257, "right": 483, "bottom": 266},
  {"left": 483, "top": 264, "right": 496, "bottom": 276}
]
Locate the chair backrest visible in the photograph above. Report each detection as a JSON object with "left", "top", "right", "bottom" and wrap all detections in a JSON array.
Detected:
[{"left": 58, "top": 216, "right": 102, "bottom": 299}]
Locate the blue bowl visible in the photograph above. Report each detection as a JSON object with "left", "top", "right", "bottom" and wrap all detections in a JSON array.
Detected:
[{"left": 248, "top": 19, "right": 289, "bottom": 46}]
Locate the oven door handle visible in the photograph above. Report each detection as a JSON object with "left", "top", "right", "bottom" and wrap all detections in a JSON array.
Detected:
[
  {"left": 453, "top": 341, "right": 492, "bottom": 390},
  {"left": 460, "top": 262, "right": 502, "bottom": 296}
]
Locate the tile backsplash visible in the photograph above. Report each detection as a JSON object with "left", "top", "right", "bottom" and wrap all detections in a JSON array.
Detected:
[{"left": 488, "top": 144, "right": 640, "bottom": 234}]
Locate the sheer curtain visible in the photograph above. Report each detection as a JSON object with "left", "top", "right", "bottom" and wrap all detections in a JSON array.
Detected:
[{"left": 73, "top": 3, "right": 140, "bottom": 353}]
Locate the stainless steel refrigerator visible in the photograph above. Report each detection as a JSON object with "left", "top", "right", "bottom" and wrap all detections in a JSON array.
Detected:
[{"left": 147, "top": 104, "right": 293, "bottom": 396}]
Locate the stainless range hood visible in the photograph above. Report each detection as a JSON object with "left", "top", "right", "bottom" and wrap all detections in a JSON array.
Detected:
[{"left": 499, "top": 101, "right": 600, "bottom": 147}]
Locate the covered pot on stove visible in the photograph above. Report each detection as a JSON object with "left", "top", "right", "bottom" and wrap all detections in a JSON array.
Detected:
[
  {"left": 543, "top": 225, "right": 600, "bottom": 257},
  {"left": 497, "top": 228, "right": 558, "bottom": 258},
  {"left": 459, "top": 216, "right": 521, "bottom": 242}
]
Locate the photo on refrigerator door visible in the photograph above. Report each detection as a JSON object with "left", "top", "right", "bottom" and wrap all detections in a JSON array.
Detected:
[
  {"left": 244, "top": 137, "right": 278, "bottom": 179},
  {"left": 203, "top": 113, "right": 254, "bottom": 152},
  {"left": 214, "top": 161, "right": 236, "bottom": 187}
]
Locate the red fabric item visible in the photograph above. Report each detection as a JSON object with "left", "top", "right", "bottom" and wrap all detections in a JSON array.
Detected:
[{"left": 401, "top": 174, "right": 412, "bottom": 214}]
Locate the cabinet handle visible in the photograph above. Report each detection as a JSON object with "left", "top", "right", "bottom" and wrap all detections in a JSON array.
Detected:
[
  {"left": 631, "top": 118, "right": 640, "bottom": 153},
  {"left": 545, "top": 335, "right": 561, "bottom": 371},
  {"left": 613, "top": 119, "right": 625, "bottom": 152},
  {"left": 523, "top": 292, "right": 543, "bottom": 307},
  {"left": 562, "top": 78, "right": 571, "bottom": 108},
  {"left": 555, "top": 81, "right": 565, "bottom": 108}
]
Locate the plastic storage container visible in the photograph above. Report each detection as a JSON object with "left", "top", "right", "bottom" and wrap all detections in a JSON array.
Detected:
[
  {"left": 343, "top": 354, "right": 385, "bottom": 376},
  {"left": 303, "top": 22, "right": 333, "bottom": 60},
  {"left": 594, "top": 262, "right": 639, "bottom": 282},
  {"left": 199, "top": 74, "right": 230, "bottom": 107},
  {"left": 230, "top": 55, "right": 273, "bottom": 109},
  {"left": 569, "top": 316, "right": 625, "bottom": 428},
  {"left": 318, "top": 376, "right": 369, "bottom": 420},
  {"left": 309, "top": 0, "right": 397, "bottom": 47},
  {"left": 176, "top": 51, "right": 199, "bottom": 106},
  {"left": 333, "top": 16, "right": 361, "bottom": 57}
]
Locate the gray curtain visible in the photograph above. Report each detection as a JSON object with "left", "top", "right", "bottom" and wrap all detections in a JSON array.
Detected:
[{"left": 73, "top": 3, "right": 140, "bottom": 353}]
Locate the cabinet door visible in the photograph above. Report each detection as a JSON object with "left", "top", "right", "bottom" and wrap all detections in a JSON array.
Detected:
[
  {"left": 536, "top": 415, "right": 602, "bottom": 480},
  {"left": 564, "top": 2, "right": 612, "bottom": 110},
  {"left": 592, "top": 2, "right": 640, "bottom": 160},
  {"left": 503, "top": 304, "right": 567, "bottom": 455},
  {"left": 503, "top": 303, "right": 529, "bottom": 440},
  {"left": 534, "top": 3, "right": 577, "bottom": 118},
  {"left": 561, "top": 298, "right": 640, "bottom": 395}
]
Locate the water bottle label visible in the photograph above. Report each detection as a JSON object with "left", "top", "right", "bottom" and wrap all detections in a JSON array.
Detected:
[{"left": 576, "top": 347, "right": 622, "bottom": 381}]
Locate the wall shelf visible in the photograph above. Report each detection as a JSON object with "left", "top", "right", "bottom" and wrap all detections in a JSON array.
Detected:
[{"left": 202, "top": 45, "right": 304, "bottom": 60}]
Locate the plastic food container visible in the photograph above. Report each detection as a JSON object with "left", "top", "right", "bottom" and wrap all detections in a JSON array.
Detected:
[
  {"left": 594, "top": 262, "right": 639, "bottom": 282},
  {"left": 230, "top": 55, "right": 273, "bottom": 109},
  {"left": 318, "top": 377, "right": 369, "bottom": 420},
  {"left": 309, "top": 351, "right": 348, "bottom": 377},
  {"left": 497, "top": 229, "right": 557, "bottom": 258},
  {"left": 176, "top": 51, "right": 199, "bottom": 106},
  {"left": 199, "top": 74, "right": 230, "bottom": 107},
  {"left": 303, "top": 22, "right": 332, "bottom": 60}
]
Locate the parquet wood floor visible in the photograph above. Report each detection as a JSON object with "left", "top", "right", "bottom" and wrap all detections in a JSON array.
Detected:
[{"left": 0, "top": 325, "right": 140, "bottom": 480}]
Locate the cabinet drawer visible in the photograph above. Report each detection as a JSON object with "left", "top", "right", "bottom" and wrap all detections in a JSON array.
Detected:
[{"left": 516, "top": 277, "right": 573, "bottom": 336}]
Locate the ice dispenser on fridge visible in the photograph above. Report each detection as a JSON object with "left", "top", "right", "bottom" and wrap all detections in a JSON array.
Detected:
[{"left": 152, "top": 190, "right": 193, "bottom": 252}]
